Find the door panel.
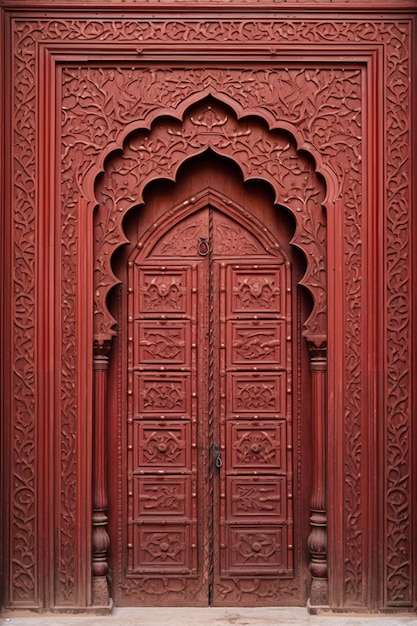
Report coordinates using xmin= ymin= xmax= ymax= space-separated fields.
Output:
xmin=213 ymin=245 xmax=293 ymax=603
xmin=115 ymin=201 xmax=299 ymax=606
xmin=128 ymin=260 xmax=202 ymax=591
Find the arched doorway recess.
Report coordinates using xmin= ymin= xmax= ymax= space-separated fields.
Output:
xmin=92 ymin=98 xmax=328 ymax=607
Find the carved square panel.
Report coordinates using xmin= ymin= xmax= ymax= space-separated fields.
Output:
xmin=133 ymin=421 xmax=191 ymax=470
xmin=133 ymin=372 xmax=191 ymax=417
xmin=134 ymin=321 xmax=191 ymax=367
xmin=226 ymin=421 xmax=285 ymax=471
xmin=131 ymin=524 xmax=195 ymax=572
xmin=227 ymin=320 xmax=286 ymax=368
xmin=227 ymin=373 xmax=287 ymax=417
xmin=226 ymin=265 xmax=284 ymax=315
xmin=225 ymin=525 xmax=288 ymax=572
xmin=226 ymin=476 xmax=287 ymax=520
xmin=134 ymin=265 xmax=192 ymax=316
xmin=133 ymin=476 xmax=191 ymax=519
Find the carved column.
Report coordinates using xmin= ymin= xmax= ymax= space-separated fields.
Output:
xmin=307 ymin=340 xmax=328 ymax=608
xmin=92 ymin=338 xmax=112 ymax=608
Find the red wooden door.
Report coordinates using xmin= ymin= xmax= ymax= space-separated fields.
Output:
xmin=109 ymin=158 xmax=308 ymax=606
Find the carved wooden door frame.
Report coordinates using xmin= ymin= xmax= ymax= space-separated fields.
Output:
xmin=1 ymin=1 xmax=416 ymax=615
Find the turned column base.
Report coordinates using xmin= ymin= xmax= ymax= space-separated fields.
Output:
xmin=91 ymin=575 xmax=112 ymax=610
xmin=309 ymin=576 xmax=329 ymax=609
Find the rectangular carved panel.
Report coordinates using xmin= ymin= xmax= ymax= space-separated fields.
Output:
xmin=228 ymin=373 xmax=287 ymax=417
xmin=133 ymin=476 xmax=190 ymax=518
xmin=227 ymin=321 xmax=286 ymax=368
xmin=227 ymin=266 xmax=284 ymax=315
xmin=225 ymin=526 xmax=288 ymax=572
xmin=131 ymin=525 xmax=196 ymax=573
xmin=134 ymin=373 xmax=191 ymax=418
xmin=226 ymin=477 xmax=287 ymax=519
xmin=226 ymin=422 xmax=285 ymax=471
xmin=136 ymin=267 xmax=192 ymax=316
xmin=135 ymin=321 xmax=191 ymax=367
xmin=134 ymin=422 xmax=191 ymax=470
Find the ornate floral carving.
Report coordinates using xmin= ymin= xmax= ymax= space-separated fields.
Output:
xmin=233 ymin=484 xmax=282 ymax=514
xmin=233 ymin=429 xmax=279 ymax=465
xmin=236 ymin=384 xmax=276 ymax=411
xmin=143 ymin=277 xmax=184 ymax=312
xmin=384 ymin=23 xmax=411 ymax=606
xmin=235 ymin=278 xmax=277 ymax=310
xmin=140 ymin=329 xmax=184 ymax=361
xmin=143 ymin=383 xmax=184 ymax=411
xmin=215 ymin=221 xmax=262 ymax=255
xmin=231 ymin=530 xmax=283 ymax=566
xmin=5 ymin=11 xmax=411 ymax=610
xmin=233 ymin=330 xmax=281 ymax=361
xmin=156 ymin=222 xmax=200 ymax=256
xmin=140 ymin=531 xmax=186 ymax=566
xmin=9 ymin=19 xmax=38 ymax=607
xmin=215 ymin=576 xmax=299 ymax=601
xmin=138 ymin=483 xmax=186 ymax=514
xmin=142 ymin=429 xmax=186 ymax=465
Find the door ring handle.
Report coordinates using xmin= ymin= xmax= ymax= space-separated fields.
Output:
xmin=197 ymin=237 xmax=210 ymax=256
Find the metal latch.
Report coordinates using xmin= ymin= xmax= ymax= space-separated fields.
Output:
xmin=213 ymin=443 xmax=222 ymax=470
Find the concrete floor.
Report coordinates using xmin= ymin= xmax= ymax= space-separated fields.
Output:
xmin=1 ymin=607 xmax=416 ymax=626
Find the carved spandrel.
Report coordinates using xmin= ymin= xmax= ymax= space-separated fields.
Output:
xmin=150 ymin=203 xmax=268 ymax=258
xmin=153 ymin=221 xmax=201 ymax=257
xmin=213 ymin=220 xmax=263 ymax=256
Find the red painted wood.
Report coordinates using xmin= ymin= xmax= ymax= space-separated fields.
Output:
xmin=106 ymin=157 xmax=311 ymax=606
xmin=1 ymin=2 xmax=416 ymax=614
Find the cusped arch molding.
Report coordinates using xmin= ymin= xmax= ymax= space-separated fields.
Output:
xmin=93 ymin=96 xmax=327 ymax=344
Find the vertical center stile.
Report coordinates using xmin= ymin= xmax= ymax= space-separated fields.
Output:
xmin=207 ymin=207 xmax=215 ymax=605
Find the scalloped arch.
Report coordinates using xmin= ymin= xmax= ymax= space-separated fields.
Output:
xmin=85 ymin=90 xmax=339 ymax=204
xmin=93 ymin=96 xmax=327 ymax=343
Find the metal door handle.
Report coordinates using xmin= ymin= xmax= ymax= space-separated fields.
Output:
xmin=197 ymin=237 xmax=210 ymax=256
xmin=213 ymin=443 xmax=222 ymax=470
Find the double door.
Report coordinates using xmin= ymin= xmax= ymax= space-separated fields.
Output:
xmin=118 ymin=204 xmax=297 ymax=605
